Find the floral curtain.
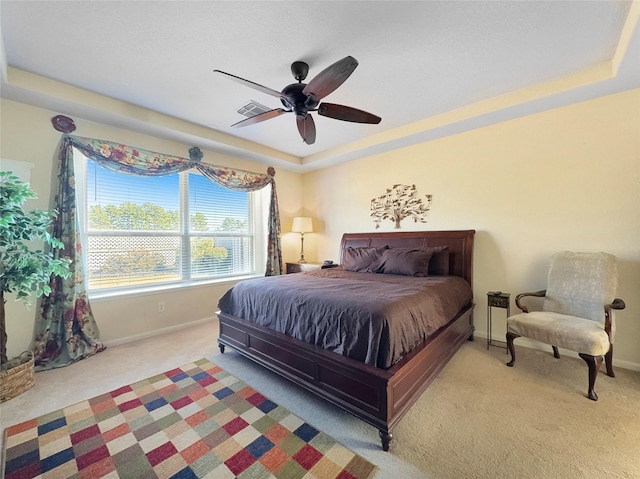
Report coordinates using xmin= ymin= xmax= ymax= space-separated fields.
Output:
xmin=33 ymin=137 xmax=103 ymax=370
xmin=34 ymin=135 xmax=282 ymax=370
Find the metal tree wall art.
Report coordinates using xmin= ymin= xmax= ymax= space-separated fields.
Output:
xmin=370 ymin=184 xmax=432 ymax=229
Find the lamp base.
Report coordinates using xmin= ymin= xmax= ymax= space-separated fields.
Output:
xmin=298 ymin=234 xmax=307 ymax=264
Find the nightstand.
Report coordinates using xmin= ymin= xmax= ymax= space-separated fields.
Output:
xmin=285 ymin=262 xmax=338 ymax=274
xmin=487 ymin=291 xmax=510 ymax=350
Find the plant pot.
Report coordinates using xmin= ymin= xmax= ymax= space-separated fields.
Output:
xmin=1 ymin=351 xmax=35 ymax=402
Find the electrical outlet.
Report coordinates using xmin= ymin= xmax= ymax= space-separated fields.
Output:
xmin=157 ymin=302 xmax=165 ymax=313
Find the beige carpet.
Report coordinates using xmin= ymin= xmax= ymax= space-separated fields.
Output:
xmin=393 ymin=341 xmax=640 ymax=478
xmin=2 ymin=320 xmax=639 ymax=478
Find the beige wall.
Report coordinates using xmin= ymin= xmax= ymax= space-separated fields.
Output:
xmin=0 ymin=99 xmax=303 ymax=359
xmin=302 ymin=89 xmax=640 ymax=369
xmin=2 ymin=89 xmax=639 ymax=369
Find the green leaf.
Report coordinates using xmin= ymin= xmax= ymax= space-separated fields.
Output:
xmin=0 ymin=172 xmax=71 ymax=306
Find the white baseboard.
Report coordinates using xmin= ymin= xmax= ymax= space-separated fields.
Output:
xmin=102 ymin=317 xmax=218 ymax=348
xmin=475 ymin=331 xmax=640 ymax=372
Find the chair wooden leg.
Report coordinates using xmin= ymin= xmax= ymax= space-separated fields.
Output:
xmin=552 ymin=346 xmax=560 ymax=358
xmin=605 ymin=345 xmax=615 ymax=378
xmin=579 ymin=353 xmax=603 ymax=401
xmin=506 ymin=332 xmax=519 ymax=367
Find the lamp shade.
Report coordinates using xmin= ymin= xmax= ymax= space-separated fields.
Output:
xmin=291 ymin=217 xmax=313 ymax=233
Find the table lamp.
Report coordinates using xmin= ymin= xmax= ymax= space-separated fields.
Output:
xmin=291 ymin=217 xmax=313 ymax=263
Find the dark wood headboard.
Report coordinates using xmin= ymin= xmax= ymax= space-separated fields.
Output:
xmin=339 ymin=230 xmax=475 ymax=287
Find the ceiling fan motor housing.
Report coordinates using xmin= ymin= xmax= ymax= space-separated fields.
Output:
xmin=281 ymin=83 xmax=318 ymax=119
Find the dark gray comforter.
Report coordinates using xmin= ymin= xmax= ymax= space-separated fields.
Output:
xmin=218 ymin=268 xmax=473 ymax=369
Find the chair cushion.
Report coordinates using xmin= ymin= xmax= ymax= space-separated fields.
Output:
xmin=507 ymin=311 xmax=610 ymax=356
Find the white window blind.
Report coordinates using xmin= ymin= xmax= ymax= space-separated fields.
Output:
xmin=81 ymin=154 xmax=255 ymax=291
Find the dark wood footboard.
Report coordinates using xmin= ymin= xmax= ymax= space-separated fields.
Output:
xmin=218 ymin=303 xmax=474 ymax=450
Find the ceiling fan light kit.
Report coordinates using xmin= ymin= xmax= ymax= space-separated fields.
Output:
xmin=214 ymin=56 xmax=381 ymax=145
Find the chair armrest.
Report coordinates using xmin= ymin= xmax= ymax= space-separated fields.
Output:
xmin=604 ymin=298 xmax=625 ymax=336
xmin=515 ymin=290 xmax=546 ymax=313
xmin=606 ymin=298 xmax=626 ymax=311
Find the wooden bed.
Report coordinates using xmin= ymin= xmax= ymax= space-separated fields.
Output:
xmin=217 ymin=229 xmax=475 ymax=450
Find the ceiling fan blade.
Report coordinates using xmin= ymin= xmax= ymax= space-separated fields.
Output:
xmin=302 ymin=56 xmax=359 ymax=101
xmin=231 ymin=108 xmax=289 ymax=128
xmin=317 ymin=103 xmax=381 ymax=124
xmin=296 ymin=115 xmax=316 ymax=144
xmin=214 ymin=70 xmax=293 ymax=102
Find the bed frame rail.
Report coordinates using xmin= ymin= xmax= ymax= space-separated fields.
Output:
xmin=218 ymin=305 xmax=473 ymax=450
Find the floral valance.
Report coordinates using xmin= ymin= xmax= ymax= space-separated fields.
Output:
xmin=68 ymin=136 xmax=274 ymax=191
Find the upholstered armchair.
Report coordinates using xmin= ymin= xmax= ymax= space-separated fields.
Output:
xmin=506 ymin=251 xmax=625 ymax=401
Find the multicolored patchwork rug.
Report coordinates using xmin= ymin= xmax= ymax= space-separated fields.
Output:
xmin=2 ymin=358 xmax=377 ymax=479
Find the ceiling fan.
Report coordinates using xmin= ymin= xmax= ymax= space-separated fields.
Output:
xmin=214 ymin=56 xmax=381 ymax=145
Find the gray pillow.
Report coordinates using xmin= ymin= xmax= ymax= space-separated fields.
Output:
xmin=342 ymin=246 xmax=388 ymax=272
xmin=427 ymin=246 xmax=450 ymax=275
xmin=376 ymin=248 xmax=434 ymax=277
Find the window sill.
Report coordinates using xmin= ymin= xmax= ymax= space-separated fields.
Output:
xmin=88 ymin=274 xmax=263 ymax=302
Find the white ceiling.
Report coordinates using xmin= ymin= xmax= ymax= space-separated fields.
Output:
xmin=1 ymin=1 xmax=638 ymax=172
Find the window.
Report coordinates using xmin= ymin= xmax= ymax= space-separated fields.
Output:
xmin=77 ymin=152 xmax=260 ymax=292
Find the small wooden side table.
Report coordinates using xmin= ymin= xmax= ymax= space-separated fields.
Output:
xmin=487 ymin=291 xmax=510 ymax=350
xmin=285 ymin=262 xmax=339 ymax=274
xmin=286 ymin=262 xmax=323 ymax=274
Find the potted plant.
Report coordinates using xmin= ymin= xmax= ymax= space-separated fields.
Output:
xmin=0 ymin=171 xmax=71 ymax=399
